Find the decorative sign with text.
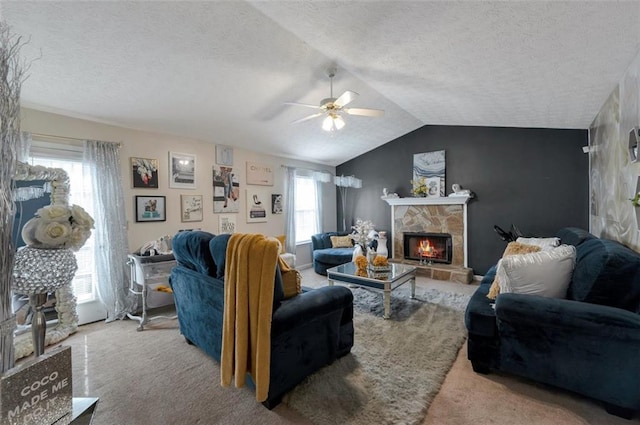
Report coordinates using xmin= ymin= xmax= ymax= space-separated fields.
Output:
xmin=246 ymin=162 xmax=273 ymax=186
xmin=0 ymin=346 xmax=72 ymax=425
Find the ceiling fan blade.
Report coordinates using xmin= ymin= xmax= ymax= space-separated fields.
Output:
xmin=333 ymin=90 xmax=358 ymax=108
xmin=291 ymin=112 xmax=324 ymax=124
xmin=344 ymin=107 xmax=385 ymax=117
xmin=284 ymin=102 xmax=321 ymax=109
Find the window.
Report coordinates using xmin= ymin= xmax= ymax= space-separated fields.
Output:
xmin=294 ymin=176 xmax=319 ymax=243
xmin=29 ymin=149 xmax=96 ymax=304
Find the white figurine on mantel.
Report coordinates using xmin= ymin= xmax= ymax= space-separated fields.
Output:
xmin=449 ymin=183 xmax=474 ymax=197
xmin=381 ymin=187 xmax=399 ymax=199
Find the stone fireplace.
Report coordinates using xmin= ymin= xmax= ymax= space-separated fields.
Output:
xmin=383 ymin=196 xmax=472 ymax=283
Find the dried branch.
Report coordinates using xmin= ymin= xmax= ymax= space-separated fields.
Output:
xmin=0 ymin=20 xmax=30 ymax=373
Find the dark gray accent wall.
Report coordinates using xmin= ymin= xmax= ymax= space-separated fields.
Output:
xmin=336 ymin=125 xmax=589 ymax=275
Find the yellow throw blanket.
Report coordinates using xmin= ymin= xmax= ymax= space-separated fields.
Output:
xmin=221 ymin=233 xmax=279 ymax=402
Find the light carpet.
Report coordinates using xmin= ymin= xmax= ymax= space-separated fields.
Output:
xmin=284 ymin=286 xmax=470 ymax=425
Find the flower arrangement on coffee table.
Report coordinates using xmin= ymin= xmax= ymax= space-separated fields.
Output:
xmin=350 ymin=218 xmax=375 ymax=251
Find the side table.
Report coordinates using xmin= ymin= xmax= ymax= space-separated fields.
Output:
xmin=53 ymin=397 xmax=99 ymax=425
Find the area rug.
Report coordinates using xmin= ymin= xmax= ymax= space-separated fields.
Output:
xmin=284 ymin=286 xmax=470 ymax=425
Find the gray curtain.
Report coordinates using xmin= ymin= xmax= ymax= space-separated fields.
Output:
xmin=284 ymin=166 xmax=296 ymax=253
xmin=84 ymin=140 xmax=135 ymax=322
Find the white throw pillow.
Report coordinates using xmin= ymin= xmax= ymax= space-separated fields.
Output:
xmin=516 ymin=236 xmax=560 ymax=251
xmin=497 ymin=244 xmax=576 ymax=298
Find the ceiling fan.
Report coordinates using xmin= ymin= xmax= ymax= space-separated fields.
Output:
xmin=286 ymin=68 xmax=384 ymax=132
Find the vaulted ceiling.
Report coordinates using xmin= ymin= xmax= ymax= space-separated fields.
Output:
xmin=3 ymin=1 xmax=640 ymax=166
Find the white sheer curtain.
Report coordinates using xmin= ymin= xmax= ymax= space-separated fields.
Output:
xmin=84 ymin=140 xmax=135 ymax=322
xmin=315 ymin=179 xmax=324 ymax=234
xmin=17 ymin=132 xmax=32 ymax=163
xmin=284 ymin=166 xmax=296 ymax=254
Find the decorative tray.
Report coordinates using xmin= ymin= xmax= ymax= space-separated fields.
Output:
xmin=367 ymin=264 xmax=391 ymax=272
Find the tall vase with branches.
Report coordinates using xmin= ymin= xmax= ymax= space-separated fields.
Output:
xmin=0 ymin=21 xmax=29 ymax=372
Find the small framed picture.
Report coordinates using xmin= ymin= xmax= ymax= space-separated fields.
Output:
xmin=181 ymin=194 xmax=203 ymax=222
xmin=246 ymin=188 xmax=268 ymax=223
xmin=135 ymin=196 xmax=166 ymax=222
xmin=218 ymin=215 xmax=236 ymax=234
xmin=216 ymin=145 xmax=234 ymax=166
xmin=169 ymin=152 xmax=196 ymax=189
xmin=131 ymin=157 xmax=159 ymax=188
xmin=271 ymin=194 xmax=283 ymax=214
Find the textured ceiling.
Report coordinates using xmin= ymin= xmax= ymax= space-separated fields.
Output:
xmin=2 ymin=1 xmax=640 ymax=166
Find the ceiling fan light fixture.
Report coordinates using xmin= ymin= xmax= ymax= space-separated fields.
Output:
xmin=323 ymin=113 xmax=345 ymax=132
xmin=288 ymin=67 xmax=383 ymax=131
xmin=322 ymin=115 xmax=334 ymax=131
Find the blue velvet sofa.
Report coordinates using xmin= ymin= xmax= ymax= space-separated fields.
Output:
xmin=311 ymin=231 xmax=354 ymax=275
xmin=465 ymin=227 xmax=640 ymax=418
xmin=169 ymin=231 xmax=354 ymax=408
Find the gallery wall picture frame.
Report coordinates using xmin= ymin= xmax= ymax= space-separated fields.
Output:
xmin=135 ymin=196 xmax=166 ymax=222
xmin=216 ymin=145 xmax=234 ymax=166
xmin=180 ymin=194 xmax=203 ymax=222
xmin=246 ymin=188 xmax=268 ymax=223
xmin=131 ymin=157 xmax=159 ymax=188
xmin=271 ymin=194 xmax=283 ymax=214
xmin=246 ymin=161 xmax=274 ymax=186
xmin=169 ymin=152 xmax=196 ymax=189
xmin=212 ymin=166 xmax=240 ymax=213
xmin=218 ymin=215 xmax=237 ymax=234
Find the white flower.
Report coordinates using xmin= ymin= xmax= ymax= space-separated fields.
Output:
xmin=70 ymin=204 xmax=95 ymax=229
xmin=67 ymin=227 xmax=90 ymax=251
xmin=351 ymin=218 xmax=375 ymax=248
xmin=34 ymin=221 xmax=72 ymax=246
xmin=24 ymin=203 xmax=94 ymax=251
xmin=36 ymin=205 xmax=71 ymax=223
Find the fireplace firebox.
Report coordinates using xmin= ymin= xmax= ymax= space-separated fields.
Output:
xmin=403 ymin=232 xmax=453 ymax=264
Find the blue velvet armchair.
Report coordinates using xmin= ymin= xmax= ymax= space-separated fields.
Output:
xmin=169 ymin=231 xmax=355 ymax=408
xmin=465 ymin=227 xmax=640 ymax=419
xmin=311 ymin=231 xmax=354 ymax=275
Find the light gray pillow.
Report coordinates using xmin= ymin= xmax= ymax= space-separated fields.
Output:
xmin=497 ymin=244 xmax=576 ymax=298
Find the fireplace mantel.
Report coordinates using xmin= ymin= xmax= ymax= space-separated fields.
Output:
xmin=384 ymin=195 xmax=471 ymax=268
xmin=382 ymin=195 xmax=471 ymax=206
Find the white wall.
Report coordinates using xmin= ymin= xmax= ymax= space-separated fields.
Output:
xmin=589 ymin=47 xmax=640 ymax=253
xmin=20 ymin=108 xmax=337 ymax=267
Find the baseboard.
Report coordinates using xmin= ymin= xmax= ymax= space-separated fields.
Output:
xmin=297 ymin=263 xmax=313 ymax=270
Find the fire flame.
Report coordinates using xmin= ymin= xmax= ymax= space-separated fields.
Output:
xmin=418 ymin=239 xmax=435 ymax=257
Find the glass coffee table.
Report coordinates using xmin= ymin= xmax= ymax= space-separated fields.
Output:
xmin=326 ymin=262 xmax=417 ymax=319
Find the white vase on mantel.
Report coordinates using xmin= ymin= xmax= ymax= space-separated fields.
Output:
xmin=352 ymin=244 xmax=363 ymax=262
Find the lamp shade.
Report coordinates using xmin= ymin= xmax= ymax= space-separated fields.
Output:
xmin=322 ymin=115 xmax=334 ymax=132
xmin=322 ymin=114 xmax=345 ymax=132
xmin=334 ymin=175 xmax=362 ymax=188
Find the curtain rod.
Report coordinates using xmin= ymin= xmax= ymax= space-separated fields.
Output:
xmin=280 ymin=164 xmax=333 ymax=174
xmin=30 ymin=132 xmax=122 ymax=147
